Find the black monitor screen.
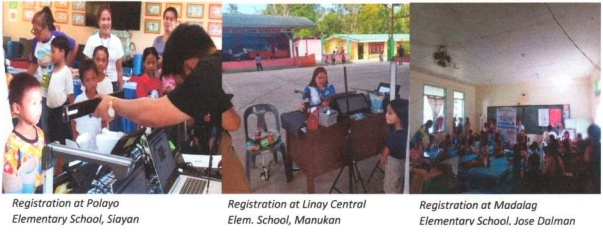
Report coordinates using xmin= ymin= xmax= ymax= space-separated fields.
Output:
xmin=336 ymin=94 xmax=369 ymax=115
xmin=85 ymin=2 xmax=142 ymax=31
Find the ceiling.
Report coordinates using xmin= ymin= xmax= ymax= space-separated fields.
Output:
xmin=410 ymin=3 xmax=601 ymax=86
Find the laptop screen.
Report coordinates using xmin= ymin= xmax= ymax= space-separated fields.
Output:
xmin=336 ymin=94 xmax=369 ymax=115
xmin=147 ymin=129 xmax=176 ymax=191
xmin=378 ymin=86 xmax=391 ymax=93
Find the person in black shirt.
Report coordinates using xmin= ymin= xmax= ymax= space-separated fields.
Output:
xmin=93 ymin=24 xmax=247 ymax=193
xmin=397 ymin=45 xmax=404 ymax=65
xmin=379 ymin=99 xmax=409 ymax=193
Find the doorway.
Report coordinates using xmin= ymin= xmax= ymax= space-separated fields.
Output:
xmin=358 ymin=44 xmax=364 ymax=60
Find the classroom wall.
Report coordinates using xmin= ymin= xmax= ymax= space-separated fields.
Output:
xmin=590 ymin=68 xmax=601 ymax=126
xmin=475 ymin=77 xmax=594 ymax=140
xmin=409 ymin=69 xmax=476 ymax=142
xmin=2 ymin=1 xmax=222 ymax=54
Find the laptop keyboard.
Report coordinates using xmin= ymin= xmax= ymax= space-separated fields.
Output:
xmin=180 ymin=178 xmax=207 ymax=194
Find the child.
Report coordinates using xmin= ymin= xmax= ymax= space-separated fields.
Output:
xmin=255 ymin=54 xmax=263 ymax=71
xmin=47 ymin=36 xmax=74 ymax=145
xmin=426 ymin=135 xmax=438 ymax=151
xmin=136 ymin=47 xmax=163 ymax=98
xmin=493 ymin=132 xmax=504 ymax=157
xmin=91 ymin=46 xmax=113 ymax=94
xmin=379 ymin=99 xmax=409 ymax=193
xmin=4 ymin=73 xmax=45 ymax=193
xmin=71 ymin=60 xmax=102 ymax=151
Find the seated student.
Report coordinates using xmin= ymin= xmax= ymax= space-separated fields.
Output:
xmin=437 ymin=134 xmax=452 ymax=161
xmin=426 ymin=135 xmax=438 ymax=151
xmin=4 ymin=73 xmax=45 ymax=194
xmin=544 ymin=135 xmax=566 ymax=177
xmin=480 ymin=131 xmax=490 ymax=165
xmin=465 ymin=135 xmax=479 ymax=155
xmin=136 ymin=47 xmax=163 ymax=98
xmin=71 ymin=60 xmax=102 ymax=151
xmin=461 ymin=132 xmax=491 ymax=170
xmin=299 ymin=67 xmax=335 ymax=112
xmin=511 ymin=135 xmax=529 ymax=178
xmin=525 ymin=142 xmax=544 ymax=193
xmin=560 ymin=131 xmax=574 ymax=168
xmin=542 ymin=125 xmax=558 ymax=147
xmin=493 ymin=132 xmax=504 ymax=157
xmin=584 ymin=124 xmax=601 ymax=193
xmin=379 ymin=99 xmax=408 ymax=194
xmin=409 ymin=141 xmax=439 ymax=194
xmin=440 ymin=134 xmax=452 ymax=148
xmin=410 ymin=142 xmax=431 ymax=168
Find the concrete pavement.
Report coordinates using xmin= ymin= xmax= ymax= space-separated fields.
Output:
xmin=223 ymin=61 xmax=410 ymax=193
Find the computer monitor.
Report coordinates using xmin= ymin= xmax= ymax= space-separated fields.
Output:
xmin=377 ymin=82 xmax=401 ymax=95
xmin=334 ymin=93 xmax=370 ymax=116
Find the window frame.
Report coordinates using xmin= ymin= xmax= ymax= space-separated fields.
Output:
xmin=423 ymin=84 xmax=447 ymax=133
xmin=453 ymin=90 xmax=465 ymax=125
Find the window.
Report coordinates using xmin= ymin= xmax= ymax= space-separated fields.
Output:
xmin=368 ymin=42 xmax=384 ymax=54
xmin=453 ymin=91 xmax=465 ymax=128
xmin=423 ymin=85 xmax=446 ymax=133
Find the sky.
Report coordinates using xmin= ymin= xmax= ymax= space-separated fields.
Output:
xmin=227 ymin=4 xmax=335 ymax=15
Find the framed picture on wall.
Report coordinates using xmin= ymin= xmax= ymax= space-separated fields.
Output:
xmin=22 ymin=8 xmax=35 ymax=22
xmin=23 ymin=2 xmax=35 ymax=8
xmin=187 ymin=21 xmax=203 ymax=28
xmin=186 ymin=4 xmax=204 ymax=18
xmin=72 ymin=1 xmax=86 ymax=11
xmin=145 ymin=19 xmax=161 ymax=34
xmin=55 ymin=1 xmax=69 ymax=9
xmin=39 ymin=1 xmax=51 ymax=7
xmin=55 ymin=11 xmax=68 ymax=24
xmin=145 ymin=2 xmax=162 ymax=17
xmin=166 ymin=3 xmax=182 ymax=16
xmin=72 ymin=12 xmax=85 ymax=26
xmin=209 ymin=4 xmax=222 ymax=19
xmin=208 ymin=22 xmax=222 ymax=37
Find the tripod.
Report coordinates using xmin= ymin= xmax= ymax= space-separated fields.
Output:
xmin=329 ymin=66 xmax=368 ymax=194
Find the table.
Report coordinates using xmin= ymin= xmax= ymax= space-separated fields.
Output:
xmin=458 ymin=156 xmax=513 ymax=193
xmin=281 ymin=111 xmax=389 ymax=193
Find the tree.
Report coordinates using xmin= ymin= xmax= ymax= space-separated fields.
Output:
xmin=357 ymin=4 xmax=388 ymax=34
xmin=227 ymin=4 xmax=238 ymax=14
xmin=262 ymin=4 xmax=321 ymax=38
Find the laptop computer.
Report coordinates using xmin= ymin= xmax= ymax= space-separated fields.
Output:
xmin=331 ymin=92 xmax=371 ymax=116
xmin=147 ymin=128 xmax=221 ymax=194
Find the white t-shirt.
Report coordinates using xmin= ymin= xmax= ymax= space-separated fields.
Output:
xmin=46 ymin=65 xmax=74 ymax=108
xmin=81 ymin=76 xmax=113 ymax=95
xmin=542 ymin=130 xmax=559 ymax=145
xmin=517 ymin=124 xmax=525 ymax=133
xmin=83 ymin=33 xmax=124 ymax=83
xmin=73 ymin=94 xmax=102 ymax=151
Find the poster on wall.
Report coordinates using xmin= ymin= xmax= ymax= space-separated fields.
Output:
xmin=9 ymin=9 xmax=17 ymax=22
xmin=563 ymin=104 xmax=570 ymax=119
xmin=538 ymin=108 xmax=549 ymax=126
xmin=549 ymin=108 xmax=562 ymax=129
xmin=496 ymin=107 xmax=517 ymax=143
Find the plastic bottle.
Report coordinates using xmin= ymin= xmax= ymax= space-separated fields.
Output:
xmin=307 ymin=110 xmax=319 ymax=131
xmin=267 ymin=131 xmax=274 ymax=145
xmin=255 ymin=126 xmax=262 ymax=142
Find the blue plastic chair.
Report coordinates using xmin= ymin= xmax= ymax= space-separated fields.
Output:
xmin=243 ymin=104 xmax=287 ymax=182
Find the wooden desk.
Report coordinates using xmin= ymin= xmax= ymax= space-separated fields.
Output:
xmin=282 ymin=112 xmax=388 ymax=193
